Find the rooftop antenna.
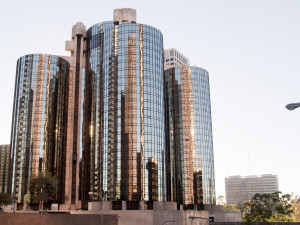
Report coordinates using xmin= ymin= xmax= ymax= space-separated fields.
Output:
xmin=249 ymin=153 xmax=252 ymax=175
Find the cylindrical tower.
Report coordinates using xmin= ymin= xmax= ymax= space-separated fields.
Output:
xmin=164 ymin=66 xmax=216 ymax=205
xmin=83 ymin=20 xmax=165 ymax=207
xmin=8 ymin=54 xmax=70 ymax=203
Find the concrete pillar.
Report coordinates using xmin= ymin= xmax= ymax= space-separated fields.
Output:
xmin=113 ymin=8 xmax=137 ymax=24
xmin=122 ymin=201 xmax=127 ymax=210
xmin=51 ymin=204 xmax=58 ymax=211
xmin=139 ymin=201 xmax=144 ymax=210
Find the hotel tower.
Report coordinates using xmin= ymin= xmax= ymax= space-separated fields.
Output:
xmin=8 ymin=8 xmax=215 ymax=210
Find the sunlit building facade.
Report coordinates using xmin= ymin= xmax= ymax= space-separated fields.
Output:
xmin=0 ymin=144 xmax=10 ymax=193
xmin=164 ymin=66 xmax=215 ymax=205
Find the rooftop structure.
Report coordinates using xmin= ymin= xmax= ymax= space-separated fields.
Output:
xmin=164 ymin=48 xmax=190 ymax=69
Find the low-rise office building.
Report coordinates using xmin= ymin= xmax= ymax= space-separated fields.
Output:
xmin=0 ymin=144 xmax=10 ymax=193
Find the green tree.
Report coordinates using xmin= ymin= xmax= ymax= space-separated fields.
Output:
xmin=224 ymin=203 xmax=241 ymax=212
xmin=0 ymin=193 xmax=12 ymax=208
xmin=242 ymin=191 xmax=293 ymax=222
xmin=217 ymin=195 xmax=225 ymax=205
xmin=217 ymin=195 xmax=241 ymax=212
xmin=291 ymin=196 xmax=300 ymax=222
xmin=29 ymin=171 xmax=56 ymax=211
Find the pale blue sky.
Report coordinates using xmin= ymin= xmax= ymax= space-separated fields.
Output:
xmin=1 ymin=0 xmax=299 ymax=200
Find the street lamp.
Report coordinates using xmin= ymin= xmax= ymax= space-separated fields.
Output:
xmin=188 ymin=216 xmax=212 ymax=224
xmin=162 ymin=220 xmax=176 ymax=225
xmin=286 ymin=102 xmax=300 ymax=111
xmin=89 ymin=190 xmax=106 ymax=225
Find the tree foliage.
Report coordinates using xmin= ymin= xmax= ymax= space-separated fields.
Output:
xmin=29 ymin=171 xmax=56 ymax=204
xmin=291 ymin=196 xmax=300 ymax=222
xmin=0 ymin=193 xmax=12 ymax=206
xmin=217 ymin=195 xmax=225 ymax=205
xmin=217 ymin=195 xmax=241 ymax=212
xmin=242 ymin=191 xmax=293 ymax=222
xmin=224 ymin=203 xmax=241 ymax=212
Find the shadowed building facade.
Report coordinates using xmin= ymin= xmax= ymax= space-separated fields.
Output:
xmin=164 ymin=66 xmax=215 ymax=205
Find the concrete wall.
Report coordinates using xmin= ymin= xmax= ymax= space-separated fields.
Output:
xmin=210 ymin=212 xmax=242 ymax=222
xmin=0 ymin=213 xmax=118 ymax=225
xmin=72 ymin=209 xmax=209 ymax=225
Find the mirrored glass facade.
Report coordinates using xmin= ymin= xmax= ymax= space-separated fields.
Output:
xmin=164 ymin=66 xmax=216 ymax=205
xmin=9 ymin=54 xmax=70 ymax=203
xmin=83 ymin=22 xmax=165 ymax=206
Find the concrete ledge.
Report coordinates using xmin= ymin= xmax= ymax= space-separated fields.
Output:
xmin=0 ymin=213 xmax=118 ymax=225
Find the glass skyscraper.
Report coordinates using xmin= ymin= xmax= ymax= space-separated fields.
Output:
xmin=164 ymin=66 xmax=215 ymax=205
xmin=9 ymin=54 xmax=70 ymax=203
xmin=82 ymin=19 xmax=165 ymax=207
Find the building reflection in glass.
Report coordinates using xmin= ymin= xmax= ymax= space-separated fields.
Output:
xmin=8 ymin=54 xmax=70 ymax=204
xmin=83 ymin=22 xmax=165 ymax=208
xmin=164 ymin=66 xmax=215 ymax=205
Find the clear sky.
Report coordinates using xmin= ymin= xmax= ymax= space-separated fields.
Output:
xmin=1 ymin=0 xmax=299 ymax=200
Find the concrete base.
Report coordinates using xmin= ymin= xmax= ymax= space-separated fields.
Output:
xmin=103 ymin=201 xmax=112 ymax=211
xmin=2 ymin=204 xmax=11 ymax=212
xmin=59 ymin=204 xmax=69 ymax=211
xmin=139 ymin=201 xmax=144 ymax=210
xmin=51 ymin=204 xmax=59 ymax=211
xmin=88 ymin=202 xmax=100 ymax=211
xmin=72 ymin=208 xmax=209 ymax=225
xmin=153 ymin=201 xmax=176 ymax=211
xmin=163 ymin=202 xmax=177 ymax=210
xmin=70 ymin=204 xmax=77 ymax=210
xmin=77 ymin=200 xmax=82 ymax=210
xmin=0 ymin=213 xmax=118 ymax=225
xmin=209 ymin=211 xmax=242 ymax=222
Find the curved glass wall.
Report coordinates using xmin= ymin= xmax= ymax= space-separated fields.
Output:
xmin=83 ymin=22 xmax=165 ymax=206
xmin=164 ymin=66 xmax=215 ymax=205
xmin=9 ymin=54 xmax=70 ymax=203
